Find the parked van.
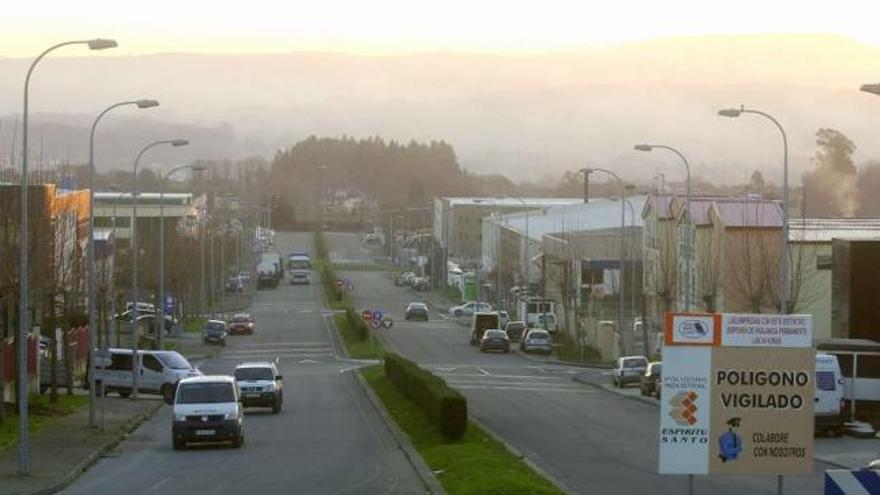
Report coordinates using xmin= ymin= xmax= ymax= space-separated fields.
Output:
xmin=93 ymin=348 xmax=202 ymax=402
xmin=815 ymin=353 xmax=845 ymax=435
xmin=469 ymin=312 xmax=501 ymax=346
xmin=172 ymin=375 xmax=244 ymax=450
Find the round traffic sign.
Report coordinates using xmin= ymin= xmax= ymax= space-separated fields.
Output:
xmin=361 ymin=310 xmax=372 ymax=321
xmin=372 ymin=310 xmax=383 ymax=322
xmin=370 ymin=319 xmax=381 ymax=329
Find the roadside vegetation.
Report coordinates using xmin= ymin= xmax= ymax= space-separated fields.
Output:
xmin=362 ymin=365 xmax=565 ymax=495
xmin=0 ymin=395 xmax=89 ymax=451
xmin=316 ymin=231 xmax=384 ymax=359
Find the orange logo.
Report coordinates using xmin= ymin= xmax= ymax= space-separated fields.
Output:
xmin=669 ymin=391 xmax=699 ymax=426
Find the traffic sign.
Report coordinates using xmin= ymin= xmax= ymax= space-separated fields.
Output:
xmin=372 ymin=310 xmax=383 ymax=322
xmin=370 ymin=319 xmax=381 ymax=329
xmin=382 ymin=318 xmax=393 ymax=329
xmin=361 ymin=310 xmax=372 ymax=322
xmin=825 ymin=470 xmax=880 ymax=494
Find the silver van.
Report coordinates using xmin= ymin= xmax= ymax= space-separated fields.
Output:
xmin=93 ymin=348 xmax=202 ymax=402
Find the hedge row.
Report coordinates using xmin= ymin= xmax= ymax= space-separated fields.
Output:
xmin=314 ymin=231 xmax=369 ymax=341
xmin=384 ymin=353 xmax=467 ymax=440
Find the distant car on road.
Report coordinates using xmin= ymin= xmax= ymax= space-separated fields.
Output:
xmin=228 ymin=313 xmax=255 ymax=335
xmin=225 ymin=275 xmax=244 ymax=292
xmin=504 ymin=321 xmax=527 ymax=342
xmin=202 ymin=320 xmax=228 ymax=346
xmin=640 ymin=362 xmax=662 ymax=398
xmin=613 ymin=356 xmax=649 ymax=388
xmin=449 ymin=301 xmax=492 ymax=318
xmin=234 ymin=362 xmax=283 ymax=414
xmin=172 ymin=375 xmax=244 ymax=450
xmin=520 ymin=329 xmax=552 ymax=354
xmin=479 ymin=329 xmax=510 ymax=353
xmin=404 ymin=302 xmax=429 ymax=321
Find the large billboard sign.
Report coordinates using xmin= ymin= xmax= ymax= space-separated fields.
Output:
xmin=659 ymin=313 xmax=814 ymax=476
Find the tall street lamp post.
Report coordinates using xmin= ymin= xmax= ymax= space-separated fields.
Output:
xmin=583 ymin=168 xmax=627 ymax=354
xmin=718 ymin=106 xmax=789 ymax=313
xmin=634 ymin=144 xmax=693 ymax=311
xmin=157 ymin=163 xmax=203 ymax=350
xmin=87 ymin=98 xmax=158 ymax=429
xmin=130 ymin=140 xmax=188 ymax=399
xmin=19 ymin=37 xmax=116 ymax=475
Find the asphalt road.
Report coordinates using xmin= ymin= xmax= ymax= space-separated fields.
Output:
xmin=63 ymin=232 xmax=426 ymax=495
xmin=328 ymin=232 xmax=832 ymax=495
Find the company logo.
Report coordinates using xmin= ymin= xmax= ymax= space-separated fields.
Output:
xmin=669 ymin=391 xmax=699 ymax=426
xmin=676 ymin=319 xmax=709 ymax=339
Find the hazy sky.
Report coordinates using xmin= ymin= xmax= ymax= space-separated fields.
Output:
xmin=3 ymin=0 xmax=879 ymax=56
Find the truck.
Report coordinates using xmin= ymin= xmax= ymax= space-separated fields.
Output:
xmin=517 ymin=297 xmax=557 ymax=333
xmin=469 ymin=312 xmax=501 ymax=346
xmin=257 ymin=252 xmax=283 ymax=289
xmin=288 ymin=251 xmax=312 ymax=285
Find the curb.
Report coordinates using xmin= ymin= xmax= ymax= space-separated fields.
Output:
xmin=514 ymin=350 xmax=614 ymax=369
xmin=353 ymin=369 xmax=447 ymax=495
xmin=26 ymin=400 xmax=165 ymax=495
xmin=469 ymin=416 xmax=578 ymax=495
xmin=571 ymin=374 xmax=660 ymax=407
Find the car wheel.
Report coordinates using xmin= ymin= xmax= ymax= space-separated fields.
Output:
xmin=454 ymin=310 xmax=462 ymax=317
xmin=94 ymin=381 xmax=103 ymax=397
xmin=173 ymin=438 xmax=185 ymax=451
xmin=272 ymin=399 xmax=281 ymax=414
xmin=161 ymin=384 xmax=175 ymax=403
xmin=232 ymin=431 xmax=243 ymax=449
xmin=118 ymin=388 xmax=132 ymax=398
xmin=221 ymin=339 xmax=226 ymax=347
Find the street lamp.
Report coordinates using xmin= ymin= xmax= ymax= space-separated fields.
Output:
xmin=130 ymin=139 xmax=188 ymax=399
xmin=87 ymin=99 xmax=158 ymax=429
xmin=157 ymin=163 xmax=205 ymax=350
xmin=18 ymin=37 xmax=116 ymax=475
xmin=718 ymin=105 xmax=789 ymax=313
xmin=634 ymin=143 xmax=693 ymax=311
xmin=583 ymin=168 xmax=627 ymax=353
xmin=860 ymin=83 xmax=880 ymax=96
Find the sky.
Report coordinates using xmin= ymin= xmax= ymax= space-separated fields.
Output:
xmin=3 ymin=0 xmax=880 ymax=57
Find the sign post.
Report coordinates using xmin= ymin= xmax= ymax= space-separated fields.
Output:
xmin=659 ymin=313 xmax=814 ymax=493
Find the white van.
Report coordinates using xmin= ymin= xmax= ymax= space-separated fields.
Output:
xmin=93 ymin=348 xmax=202 ymax=402
xmin=172 ymin=376 xmax=244 ymax=450
xmin=815 ymin=353 xmax=845 ymax=435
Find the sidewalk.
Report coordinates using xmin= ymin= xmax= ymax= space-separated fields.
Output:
xmin=0 ymin=396 xmax=164 ymax=495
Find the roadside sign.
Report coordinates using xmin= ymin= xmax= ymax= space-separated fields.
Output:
xmin=361 ymin=310 xmax=372 ymax=322
xmin=370 ymin=319 xmax=381 ymax=329
xmin=372 ymin=310 xmax=383 ymax=323
xmin=382 ymin=318 xmax=393 ymax=329
xmin=659 ymin=312 xmax=814 ymax=476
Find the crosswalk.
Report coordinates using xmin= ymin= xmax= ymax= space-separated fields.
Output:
xmin=426 ymin=364 xmax=592 ymax=395
xmin=212 ymin=341 xmax=336 ymax=364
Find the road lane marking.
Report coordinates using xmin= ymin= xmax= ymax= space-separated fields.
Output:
xmin=477 ymin=367 xmax=490 ymax=376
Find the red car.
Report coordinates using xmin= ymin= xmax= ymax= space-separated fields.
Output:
xmin=228 ymin=313 xmax=255 ymax=335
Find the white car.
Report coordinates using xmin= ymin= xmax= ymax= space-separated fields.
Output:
xmin=449 ymin=302 xmax=493 ymax=317
xmin=172 ymin=375 xmax=244 ymax=450
xmin=234 ymin=362 xmax=283 ymax=414
xmin=613 ymin=356 xmax=649 ymax=388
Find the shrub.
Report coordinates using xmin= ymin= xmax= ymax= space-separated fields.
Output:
xmin=345 ymin=306 xmax=369 ymax=341
xmin=384 ymin=353 xmax=467 ymax=440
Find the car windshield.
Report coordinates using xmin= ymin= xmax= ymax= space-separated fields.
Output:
xmin=156 ymin=352 xmax=193 ymax=370
xmin=205 ymin=322 xmax=225 ymax=331
xmin=290 ymin=260 xmax=311 ymax=269
xmin=235 ymin=367 xmax=274 ymax=381
xmin=409 ymin=304 xmax=427 ymax=310
xmin=485 ymin=330 xmax=506 ymax=338
xmin=176 ymin=383 xmax=236 ymax=404
xmin=528 ymin=332 xmax=549 ymax=340
xmin=508 ymin=323 xmax=525 ymax=330
xmin=624 ymin=358 xmax=647 ymax=368
xmin=232 ymin=315 xmax=251 ymax=323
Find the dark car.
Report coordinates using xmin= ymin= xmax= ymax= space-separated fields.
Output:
xmin=228 ymin=313 xmax=255 ymax=335
xmin=404 ymin=302 xmax=429 ymax=321
xmin=479 ymin=329 xmax=510 ymax=353
xmin=504 ymin=321 xmax=527 ymax=342
xmin=202 ymin=320 xmax=228 ymax=346
xmin=640 ymin=362 xmax=662 ymax=398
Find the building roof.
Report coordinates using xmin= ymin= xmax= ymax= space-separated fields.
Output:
xmin=443 ymin=197 xmax=583 ymax=207
xmin=788 ymin=218 xmax=880 ymax=243
xmin=711 ymin=198 xmax=783 ymax=227
xmin=487 ymin=196 xmax=647 ymax=241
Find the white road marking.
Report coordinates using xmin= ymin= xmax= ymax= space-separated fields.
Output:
xmin=299 ymin=359 xmax=319 ymax=363
xmin=477 ymin=367 xmax=490 ymax=376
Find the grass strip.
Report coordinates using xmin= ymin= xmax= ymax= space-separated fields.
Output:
xmin=0 ymin=394 xmax=90 ymax=451
xmin=361 ymin=365 xmax=564 ymax=495
xmin=333 ymin=314 xmax=384 ymax=359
